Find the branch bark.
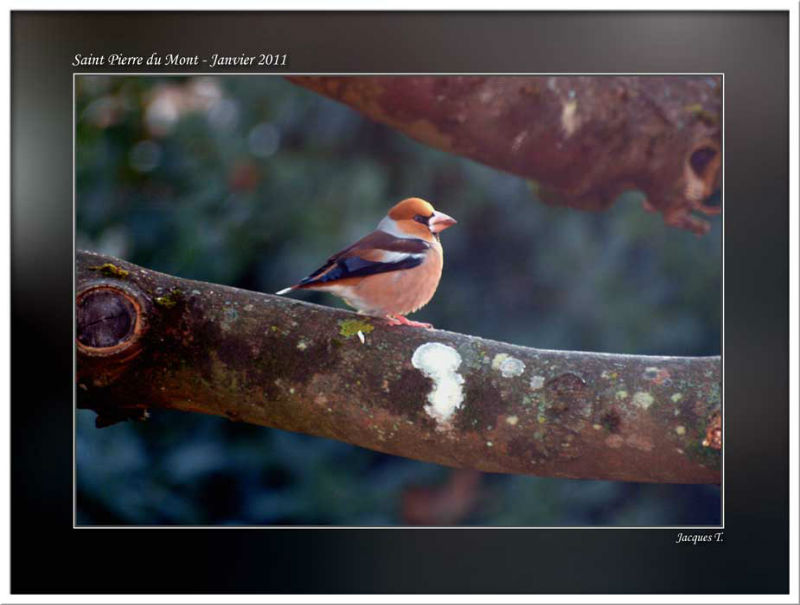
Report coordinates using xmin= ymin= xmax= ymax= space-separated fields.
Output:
xmin=287 ymin=75 xmax=721 ymax=235
xmin=76 ymin=250 xmax=721 ymax=484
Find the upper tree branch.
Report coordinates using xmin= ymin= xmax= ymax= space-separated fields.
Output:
xmin=287 ymin=76 xmax=721 ymax=235
xmin=77 ymin=250 xmax=721 ymax=484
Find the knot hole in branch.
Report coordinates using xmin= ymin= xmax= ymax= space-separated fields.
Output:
xmin=684 ymin=141 xmax=721 ymax=214
xmin=76 ymin=284 xmax=146 ymax=359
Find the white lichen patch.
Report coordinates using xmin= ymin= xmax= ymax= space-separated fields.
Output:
xmin=643 ymin=366 xmax=660 ymax=379
xmin=626 ymin=434 xmax=654 ymax=452
xmin=506 ymin=415 xmax=519 ymax=426
xmin=675 ymin=425 xmax=686 ymax=435
xmin=296 ymin=340 xmax=308 ymax=351
xmin=412 ymin=342 xmax=465 ymax=426
xmin=561 ymin=99 xmax=580 ymax=136
xmin=511 ymin=130 xmax=529 ymax=152
xmin=615 ymin=390 xmax=629 ymax=400
xmin=491 ymin=353 xmax=509 ymax=370
xmin=632 ymin=391 xmax=654 ymax=409
xmin=492 ymin=353 xmax=525 ymax=377
xmin=671 ymin=393 xmax=683 ymax=403
xmin=530 ymin=375 xmax=545 ymax=390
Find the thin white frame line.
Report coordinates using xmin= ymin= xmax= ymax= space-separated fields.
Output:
xmin=72 ymin=73 xmax=78 ymax=528
xmin=74 ymin=71 xmax=722 ymax=75
xmin=73 ymin=71 xmax=724 ymax=530
xmin=720 ymin=71 xmax=725 ymax=528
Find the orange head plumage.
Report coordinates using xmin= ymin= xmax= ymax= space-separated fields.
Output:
xmin=383 ymin=197 xmax=457 ymax=240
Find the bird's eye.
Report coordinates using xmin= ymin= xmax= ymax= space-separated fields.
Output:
xmin=414 ymin=214 xmax=432 ymax=225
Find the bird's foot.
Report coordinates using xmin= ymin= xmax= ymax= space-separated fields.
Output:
xmin=386 ymin=315 xmax=433 ymax=329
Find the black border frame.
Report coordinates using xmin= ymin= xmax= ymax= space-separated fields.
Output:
xmin=11 ymin=11 xmax=788 ymax=594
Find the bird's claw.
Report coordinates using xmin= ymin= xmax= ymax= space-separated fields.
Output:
xmin=386 ymin=315 xmax=433 ymax=329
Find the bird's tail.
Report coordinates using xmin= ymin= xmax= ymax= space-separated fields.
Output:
xmin=275 ymin=286 xmax=296 ymax=296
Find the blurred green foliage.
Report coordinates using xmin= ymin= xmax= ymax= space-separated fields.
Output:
xmin=76 ymin=75 xmax=721 ymax=525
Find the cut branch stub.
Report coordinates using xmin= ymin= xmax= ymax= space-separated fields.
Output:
xmin=76 ymin=250 xmax=721 ymax=483
xmin=76 ymin=276 xmax=151 ymax=427
xmin=77 ymin=283 xmax=146 ymax=357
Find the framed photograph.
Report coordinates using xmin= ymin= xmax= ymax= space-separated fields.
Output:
xmin=8 ymin=8 xmax=793 ymax=598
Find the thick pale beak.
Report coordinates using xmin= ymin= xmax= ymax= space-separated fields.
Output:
xmin=429 ymin=210 xmax=457 ymax=233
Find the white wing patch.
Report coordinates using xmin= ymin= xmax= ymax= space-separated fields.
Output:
xmin=379 ymin=251 xmax=426 ymax=263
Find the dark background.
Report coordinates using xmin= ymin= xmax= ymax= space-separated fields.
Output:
xmin=13 ymin=11 xmax=788 ymax=593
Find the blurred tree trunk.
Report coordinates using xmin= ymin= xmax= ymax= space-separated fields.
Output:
xmin=287 ymin=75 xmax=721 ymax=235
xmin=77 ymin=250 xmax=721 ymax=484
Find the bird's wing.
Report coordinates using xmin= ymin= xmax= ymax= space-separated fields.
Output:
xmin=296 ymin=230 xmax=431 ymax=289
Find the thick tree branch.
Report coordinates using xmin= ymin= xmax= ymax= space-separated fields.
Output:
xmin=77 ymin=250 xmax=721 ymax=484
xmin=287 ymin=76 xmax=721 ymax=235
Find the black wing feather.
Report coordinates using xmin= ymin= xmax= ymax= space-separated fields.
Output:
xmin=298 ymin=254 xmax=423 ymax=287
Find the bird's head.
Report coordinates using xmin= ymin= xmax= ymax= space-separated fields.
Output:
xmin=382 ymin=197 xmax=457 ymax=240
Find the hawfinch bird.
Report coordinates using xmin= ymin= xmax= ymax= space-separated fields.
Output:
xmin=276 ymin=197 xmax=457 ymax=329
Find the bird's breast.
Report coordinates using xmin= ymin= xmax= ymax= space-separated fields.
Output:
xmin=351 ymin=246 xmax=443 ymax=316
